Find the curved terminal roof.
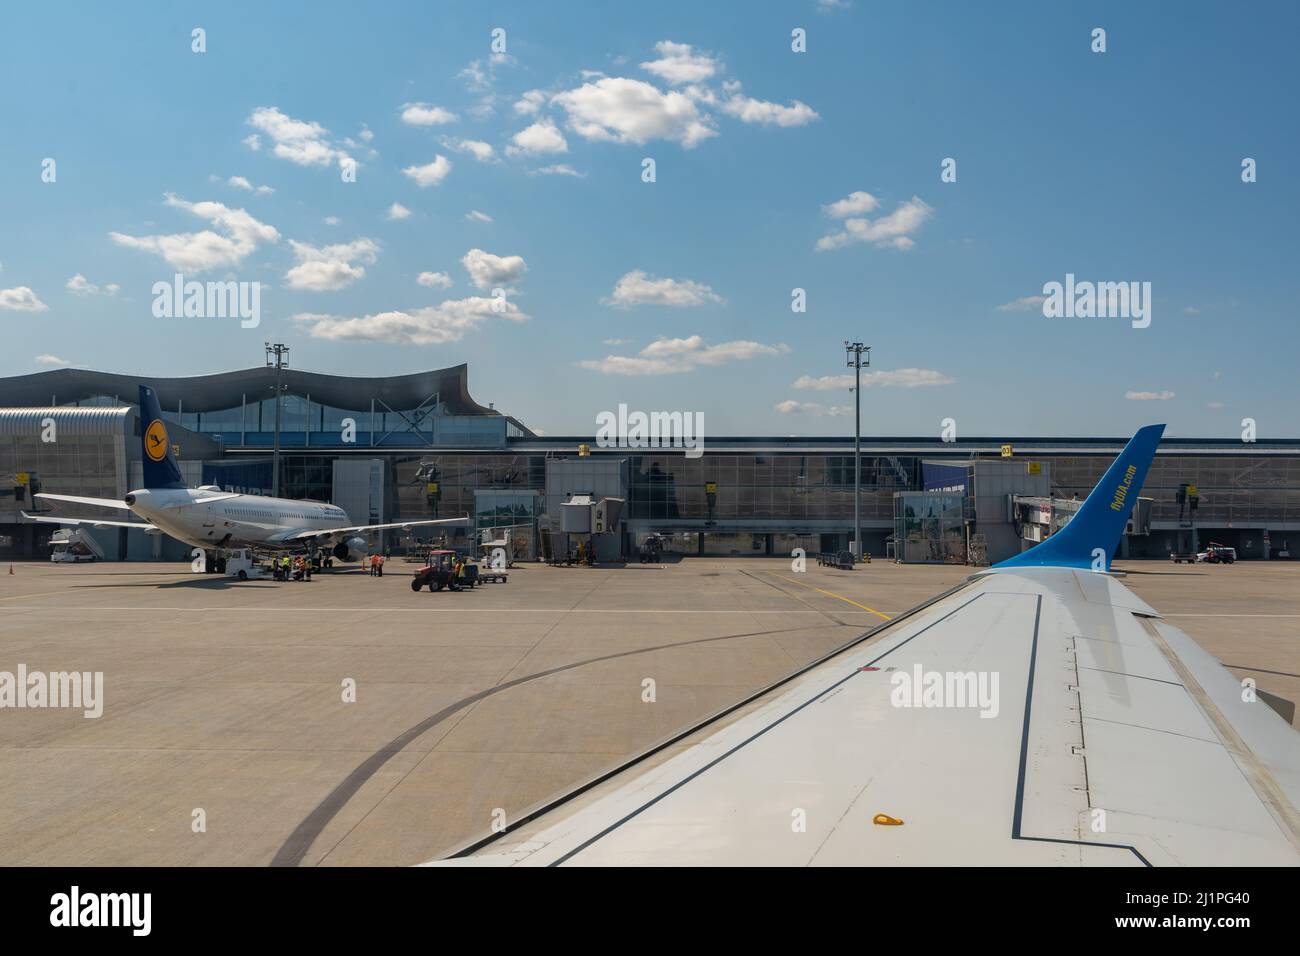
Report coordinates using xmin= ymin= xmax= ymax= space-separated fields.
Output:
xmin=0 ymin=406 xmax=132 ymax=436
xmin=0 ymin=365 xmax=497 ymax=415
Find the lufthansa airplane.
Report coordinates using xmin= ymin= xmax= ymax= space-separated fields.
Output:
xmin=25 ymin=385 xmax=469 ymax=567
xmin=434 ymin=425 xmax=1300 ymax=866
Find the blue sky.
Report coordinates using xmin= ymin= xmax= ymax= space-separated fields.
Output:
xmin=1 ymin=1 xmax=1296 ymax=437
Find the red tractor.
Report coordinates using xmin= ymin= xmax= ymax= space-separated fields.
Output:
xmin=411 ymin=550 xmax=461 ymax=592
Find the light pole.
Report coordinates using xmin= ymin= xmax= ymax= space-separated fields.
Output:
xmin=265 ymin=343 xmax=289 ymax=498
xmin=845 ymin=342 xmax=870 ymax=561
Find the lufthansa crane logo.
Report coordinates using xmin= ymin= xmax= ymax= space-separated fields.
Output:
xmin=145 ymin=419 xmax=169 ymax=461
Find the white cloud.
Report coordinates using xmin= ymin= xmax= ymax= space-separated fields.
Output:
xmin=793 ymin=368 xmax=955 ymax=390
xmin=603 ymin=270 xmax=723 ymax=308
xmin=458 ymin=59 xmax=491 ymax=93
xmin=823 ymin=191 xmax=880 ymax=218
xmin=1207 ymin=401 xmax=1225 ymax=409
xmin=35 ymin=354 xmax=71 ymax=366
xmin=775 ymin=400 xmax=852 ymax=416
xmin=417 ymin=271 xmax=453 ymax=289
xmin=324 ymin=216 xmax=340 ymax=226
xmin=579 ymin=335 xmax=787 ymax=375
xmin=400 ymin=102 xmax=458 ymax=126
xmin=227 ymin=175 xmax=274 ymax=195
xmin=242 ymin=134 xmax=261 ymax=151
xmin=465 ymin=210 xmax=493 ymax=223
xmin=815 ymin=196 xmax=933 ymax=252
xmin=246 ymin=106 xmax=353 ymax=171
xmin=553 ymin=76 xmax=716 ymax=148
xmin=0 ymin=286 xmax=48 ymax=312
xmin=386 ymin=202 xmax=412 ymax=221
xmin=531 ymin=164 xmax=586 ymax=178
xmin=66 ymin=274 xmax=95 ymax=295
xmin=1125 ymin=390 xmax=1176 ymax=401
xmin=997 ymin=294 xmax=1048 ymax=312
xmin=442 ymin=137 xmax=496 ymax=162
xmin=514 ymin=90 xmax=548 ymax=115
xmin=402 ymin=155 xmax=453 ymax=187
xmin=284 ymin=238 xmax=379 ymax=291
xmin=109 ymin=194 xmax=280 ymax=273
xmin=458 ymin=56 xmax=515 ymax=118
xmin=640 ymin=41 xmax=719 ymax=86
xmin=66 ymin=274 xmax=118 ymax=296
xmin=461 ymin=248 xmax=527 ymax=290
xmin=506 ymin=118 xmax=568 ymax=156
xmin=720 ymin=93 xmax=819 ymax=127
xmin=292 ymin=295 xmax=527 ymax=345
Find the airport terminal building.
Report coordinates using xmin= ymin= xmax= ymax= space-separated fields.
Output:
xmin=2 ymin=364 xmax=1298 ymax=562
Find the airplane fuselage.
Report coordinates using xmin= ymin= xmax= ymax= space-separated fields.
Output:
xmin=125 ymin=487 xmax=353 ymax=553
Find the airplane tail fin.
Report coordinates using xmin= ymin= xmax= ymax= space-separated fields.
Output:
xmin=995 ymin=424 xmax=1164 ymax=572
xmin=138 ymin=385 xmax=188 ymax=490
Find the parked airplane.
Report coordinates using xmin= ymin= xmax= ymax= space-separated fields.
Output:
xmin=25 ymin=385 xmax=470 ymax=570
xmin=435 ymin=425 xmax=1300 ymax=866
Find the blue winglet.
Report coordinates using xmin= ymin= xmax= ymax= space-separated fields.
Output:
xmin=995 ymin=424 xmax=1165 ymax=572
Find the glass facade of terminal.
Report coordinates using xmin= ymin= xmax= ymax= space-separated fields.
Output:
xmin=320 ymin=450 xmax=1300 ymax=532
xmin=1047 ymin=455 xmax=1300 ymax=525
xmin=73 ymin=394 xmax=521 ymax=448
xmin=1 ymin=431 xmax=122 ymax=503
xmin=625 ymin=454 xmax=915 ymax=523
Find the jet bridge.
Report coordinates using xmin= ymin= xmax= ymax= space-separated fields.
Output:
xmin=1011 ymin=494 xmax=1152 ymax=547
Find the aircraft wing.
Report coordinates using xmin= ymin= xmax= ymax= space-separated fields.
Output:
xmin=434 ymin=426 xmax=1300 ymax=867
xmin=275 ymin=516 xmax=472 ymax=543
xmin=23 ymin=512 xmax=158 ymax=532
xmin=436 ymin=567 xmax=1300 ymax=867
xmin=35 ymin=493 xmax=133 ymax=510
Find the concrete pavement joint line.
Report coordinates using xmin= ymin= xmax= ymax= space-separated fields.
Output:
xmin=1164 ymin=614 xmax=1300 ymax=618
xmin=309 ymin=574 xmax=607 ymax=866
xmin=738 ymin=568 xmax=855 ymax=629
xmin=1222 ymin=665 xmax=1300 ymax=680
xmin=0 ymin=606 xmax=871 ymax=613
xmin=274 ymin=619 xmax=831 ymax=866
xmin=765 ymin=571 xmax=894 ymax=621
xmin=0 ymin=590 xmax=77 ymax=604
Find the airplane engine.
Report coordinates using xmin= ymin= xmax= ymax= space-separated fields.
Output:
xmin=333 ymin=537 xmax=369 ymax=563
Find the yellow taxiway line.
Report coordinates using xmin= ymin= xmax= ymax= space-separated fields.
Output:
xmin=767 ymin=572 xmax=893 ymax=621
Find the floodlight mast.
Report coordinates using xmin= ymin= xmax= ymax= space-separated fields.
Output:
xmin=845 ymin=342 xmax=870 ymax=561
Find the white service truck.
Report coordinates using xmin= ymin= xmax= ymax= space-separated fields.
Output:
xmin=225 ymin=549 xmax=271 ymax=580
